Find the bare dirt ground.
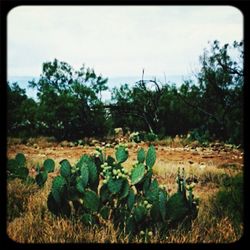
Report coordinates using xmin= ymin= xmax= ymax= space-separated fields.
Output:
xmin=7 ymin=142 xmax=243 ymax=170
xmin=7 ymin=142 xmax=243 ymax=193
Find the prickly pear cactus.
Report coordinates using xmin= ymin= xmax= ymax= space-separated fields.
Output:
xmin=60 ymin=159 xmax=71 ymax=179
xmin=35 ymin=171 xmax=48 ymax=187
xmin=137 ymin=148 xmax=146 ymax=163
xmin=7 ymin=153 xmax=29 ymax=180
xmin=115 ymin=145 xmax=128 ymax=163
xmin=15 ymin=153 xmax=26 ymax=167
xmin=51 ymin=176 xmax=67 ymax=203
xmin=107 ymin=178 xmax=123 ymax=194
xmin=131 ymin=163 xmax=145 ymax=185
xmin=83 ymin=190 xmax=100 ymax=212
xmin=44 ymin=159 xmax=55 ymax=173
xmin=146 ymin=145 xmax=156 ymax=169
xmin=134 ymin=205 xmax=147 ymax=223
xmin=165 ymin=192 xmax=189 ymax=223
xmin=41 ymin=144 xmax=199 ymax=240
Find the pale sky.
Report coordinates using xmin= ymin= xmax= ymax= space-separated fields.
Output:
xmin=7 ymin=5 xmax=243 ymax=79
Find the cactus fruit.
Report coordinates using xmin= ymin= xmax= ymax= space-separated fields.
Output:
xmin=148 ymin=231 xmax=153 ymax=237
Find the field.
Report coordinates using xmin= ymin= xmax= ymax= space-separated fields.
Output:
xmin=6 ymin=137 xmax=244 ymax=243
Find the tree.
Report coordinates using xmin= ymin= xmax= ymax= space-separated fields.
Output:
xmin=195 ymin=40 xmax=243 ymax=143
xmin=29 ymin=59 xmax=109 ymax=140
xmin=7 ymin=82 xmax=38 ymax=137
xmin=110 ymin=73 xmax=164 ymax=134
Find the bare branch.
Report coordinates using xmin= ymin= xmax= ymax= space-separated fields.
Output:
xmin=216 ymin=57 xmax=243 ymax=77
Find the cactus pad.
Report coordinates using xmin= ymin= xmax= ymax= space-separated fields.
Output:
xmin=87 ymin=160 xmax=98 ymax=184
xmin=146 ymin=145 xmax=156 ymax=169
xmin=134 ymin=205 xmax=147 ymax=223
xmin=35 ymin=171 xmax=48 ymax=187
xmin=165 ymin=192 xmax=189 ymax=222
xmin=115 ymin=146 xmax=128 ymax=163
xmin=44 ymin=159 xmax=55 ymax=173
xmin=137 ymin=147 xmax=145 ymax=163
xmin=83 ymin=190 xmax=100 ymax=212
xmin=159 ymin=190 xmax=167 ymax=220
xmin=16 ymin=167 xmax=29 ymax=179
xmin=52 ymin=176 xmax=67 ymax=203
xmin=100 ymin=206 xmax=110 ymax=220
xmin=120 ymin=179 xmax=130 ymax=199
xmin=107 ymin=178 xmax=123 ymax=194
xmin=131 ymin=163 xmax=145 ymax=185
xmin=81 ymin=213 xmax=95 ymax=226
xmin=15 ymin=153 xmax=26 ymax=167
xmin=127 ymin=189 xmax=135 ymax=210
xmin=7 ymin=159 xmax=18 ymax=172
xmin=81 ymin=162 xmax=89 ymax=180
xmin=60 ymin=159 xmax=71 ymax=179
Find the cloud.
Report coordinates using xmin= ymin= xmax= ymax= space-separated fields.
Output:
xmin=7 ymin=6 xmax=243 ymax=78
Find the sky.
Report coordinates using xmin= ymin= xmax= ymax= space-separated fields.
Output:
xmin=7 ymin=6 xmax=243 ymax=79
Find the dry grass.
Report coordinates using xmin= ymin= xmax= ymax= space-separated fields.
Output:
xmin=6 ymin=141 xmax=243 ymax=244
xmin=7 ymin=173 xmax=243 ymax=244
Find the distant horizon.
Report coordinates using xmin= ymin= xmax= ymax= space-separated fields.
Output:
xmin=8 ymin=74 xmax=189 ymax=102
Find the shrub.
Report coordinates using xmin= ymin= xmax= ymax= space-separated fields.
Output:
xmin=145 ymin=132 xmax=158 ymax=142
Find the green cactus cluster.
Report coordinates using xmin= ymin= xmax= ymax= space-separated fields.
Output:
xmin=7 ymin=153 xmax=29 ymax=180
xmin=46 ymin=144 xmax=198 ymax=238
xmin=8 ymin=145 xmax=199 ymax=240
xmin=35 ymin=158 xmax=55 ymax=187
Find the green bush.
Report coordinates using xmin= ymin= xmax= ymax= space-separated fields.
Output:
xmin=145 ymin=132 xmax=158 ymax=142
xmin=188 ymin=128 xmax=211 ymax=146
